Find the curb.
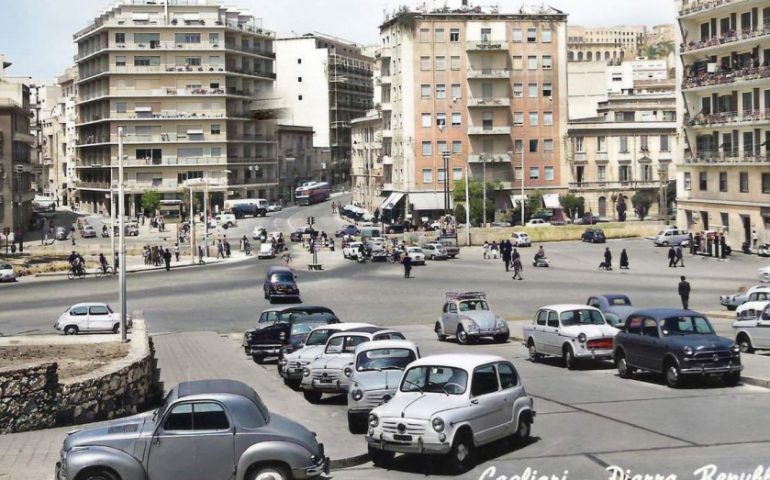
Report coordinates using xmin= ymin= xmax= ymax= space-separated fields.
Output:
xmin=34 ymin=259 xmax=232 ymax=277
xmin=741 ymin=375 xmax=770 ymax=389
xmin=330 ymin=453 xmax=370 ymax=469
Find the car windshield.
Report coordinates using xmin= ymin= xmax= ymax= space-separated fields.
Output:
xmin=401 ymin=365 xmax=467 ymax=395
xmin=290 ymin=323 xmax=317 ymax=336
xmin=458 ymin=300 xmax=489 ymax=312
xmin=271 ymin=272 xmax=294 ymax=283
xmin=609 ymin=297 xmax=631 ymax=306
xmin=561 ymin=309 xmax=605 ymax=326
xmin=661 ymin=316 xmax=715 ymax=335
xmin=326 ymin=335 xmax=368 ymax=354
xmin=357 ymin=348 xmax=417 ymax=371
xmin=408 ymin=248 xmax=422 ymax=254
xmin=306 ymin=329 xmax=335 ymax=346
xmin=0 ymin=264 xmax=12 ymax=270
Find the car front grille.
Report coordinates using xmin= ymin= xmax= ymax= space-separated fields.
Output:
xmin=382 ymin=419 xmax=427 ymax=435
xmin=312 ymin=370 xmax=341 ymax=382
xmin=692 ymin=350 xmax=734 ymax=367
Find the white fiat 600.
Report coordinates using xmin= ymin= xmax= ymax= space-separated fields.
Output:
xmin=347 ymin=339 xmax=420 ymax=434
xmin=733 ymin=302 xmax=770 ymax=353
xmin=366 ymin=354 xmax=535 ymax=473
xmin=522 ymin=304 xmax=619 ymax=369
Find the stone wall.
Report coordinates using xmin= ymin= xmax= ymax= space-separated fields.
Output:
xmin=0 ymin=320 xmax=159 ymax=434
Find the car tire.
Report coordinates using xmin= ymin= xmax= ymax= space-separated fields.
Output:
xmin=79 ymin=468 xmax=120 ymax=480
xmin=435 ymin=323 xmax=447 ymax=341
xmin=664 ymin=360 xmax=682 ymax=388
xmin=303 ymin=390 xmax=322 ymax=404
xmin=616 ymin=351 xmax=634 ymax=378
xmin=563 ymin=345 xmax=577 ymax=370
xmin=737 ymin=334 xmax=755 ymax=354
xmin=252 ymin=354 xmax=264 ymax=364
xmin=368 ymin=445 xmax=395 ymax=468
xmin=347 ymin=412 xmax=368 ymax=434
xmin=447 ymin=430 xmax=474 ymax=474
xmin=64 ymin=325 xmax=78 ymax=336
xmin=514 ymin=413 xmax=532 ymax=441
xmin=456 ymin=326 xmax=469 ymax=345
xmin=112 ymin=323 xmax=119 ymax=334
xmin=662 ymin=241 xmax=669 ymax=246
xmin=247 ymin=464 xmax=289 ymax=480
xmin=723 ymin=372 xmax=741 ymax=386
xmin=494 ymin=333 xmax=509 ymax=343
xmin=527 ymin=340 xmax=541 ymax=362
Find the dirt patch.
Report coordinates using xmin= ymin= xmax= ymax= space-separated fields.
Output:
xmin=0 ymin=342 xmax=129 ymax=380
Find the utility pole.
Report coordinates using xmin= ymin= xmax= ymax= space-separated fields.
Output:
xmin=117 ymin=127 xmax=127 ymax=343
xmin=442 ymin=151 xmax=450 ymax=215
xmin=465 ymin=164 xmax=470 ymax=245
xmin=482 ymin=155 xmax=487 ymax=228
xmin=520 ymin=146 xmax=525 ymax=227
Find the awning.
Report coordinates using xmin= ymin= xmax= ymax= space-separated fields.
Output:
xmin=510 ymin=194 xmax=528 ymax=207
xmin=408 ymin=192 xmax=452 ymax=211
xmin=380 ymin=192 xmax=404 ymax=210
xmin=187 ymin=129 xmax=204 ymax=135
xmin=543 ymin=193 xmax=561 ymax=209
xmin=134 ymin=106 xmax=152 ymax=112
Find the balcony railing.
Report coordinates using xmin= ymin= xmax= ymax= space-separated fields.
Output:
xmin=120 ymin=156 xmax=226 ymax=166
xmin=467 ymin=69 xmax=511 ymax=79
xmin=681 ymin=25 xmax=770 ymax=53
xmin=77 ymin=133 xmax=227 ymax=146
xmin=468 ymin=153 xmax=512 ymax=163
xmin=124 ymin=179 xmax=180 ymax=190
xmin=678 ymin=0 xmax=748 ymax=16
xmin=107 ymin=87 xmax=227 ymax=98
xmin=466 ymin=40 xmax=507 ymax=51
xmin=467 ymin=97 xmax=511 ymax=107
xmin=569 ymin=180 xmax=662 ymax=189
xmin=572 ymin=152 xmax=587 ymax=162
xmin=685 ymin=153 xmax=770 ymax=164
xmin=74 ymin=180 xmax=111 ymax=190
xmin=682 ymin=65 xmax=770 ymax=90
xmin=467 ymin=126 xmax=512 ymax=135
xmin=227 ymin=134 xmax=277 ymax=142
xmin=687 ymin=109 xmax=770 ymax=126
xmin=224 ymin=43 xmax=276 ymax=58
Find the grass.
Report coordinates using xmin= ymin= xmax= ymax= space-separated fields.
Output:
xmin=464 ymin=223 xmax=665 ymax=246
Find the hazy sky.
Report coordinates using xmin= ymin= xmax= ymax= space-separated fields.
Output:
xmin=0 ymin=0 xmax=677 ymax=83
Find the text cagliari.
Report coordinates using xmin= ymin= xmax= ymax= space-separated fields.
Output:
xmin=477 ymin=464 xmax=770 ymax=480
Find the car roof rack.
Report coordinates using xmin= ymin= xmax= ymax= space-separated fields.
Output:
xmin=446 ymin=291 xmax=486 ymax=301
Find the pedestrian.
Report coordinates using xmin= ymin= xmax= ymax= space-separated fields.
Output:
xmin=720 ymin=234 xmax=727 ymax=260
xmin=198 ymin=245 xmax=204 ymax=265
xmin=483 ymin=241 xmax=489 ymax=259
xmin=620 ymin=249 xmax=629 ymax=269
xmin=512 ymin=256 xmax=523 ymax=280
xmin=753 ymin=229 xmax=759 ymax=251
xmin=502 ymin=241 xmax=512 ymax=272
xmin=668 ymin=246 xmax=676 ymax=267
xmin=163 ymin=248 xmax=172 ymax=271
xmin=217 ymin=240 xmax=224 ymax=259
xmin=174 ymin=243 xmax=180 ymax=262
xmin=71 ymin=225 xmax=76 ymax=246
xmin=678 ymin=275 xmax=691 ymax=309
xmin=604 ymin=247 xmax=612 ymax=271
xmin=512 ymin=248 xmax=520 ymax=261
xmin=114 ymin=251 xmax=119 ymax=271
xmin=224 ymin=239 xmax=231 ymax=258
xmin=402 ymin=253 xmax=412 ymax=279
xmin=689 ymin=232 xmax=695 ymax=255
xmin=675 ymin=245 xmax=684 ymax=267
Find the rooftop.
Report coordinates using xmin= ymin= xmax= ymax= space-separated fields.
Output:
xmin=380 ymin=4 xmax=566 ymax=29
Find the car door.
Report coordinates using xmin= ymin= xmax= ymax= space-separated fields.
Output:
xmin=443 ymin=302 xmax=459 ymax=334
xmin=637 ymin=318 xmax=665 ymax=371
xmin=756 ymin=307 xmax=770 ymax=348
xmin=620 ymin=316 xmax=643 ymax=366
xmin=68 ymin=306 xmax=88 ymax=331
xmin=88 ymin=304 xmax=113 ymax=331
xmin=529 ymin=310 xmax=548 ymax=351
xmin=148 ymin=401 xmax=234 ymax=480
xmin=468 ymin=364 xmax=505 ymax=445
xmin=542 ymin=310 xmax=561 ymax=356
xmin=495 ymin=362 xmax=521 ymax=436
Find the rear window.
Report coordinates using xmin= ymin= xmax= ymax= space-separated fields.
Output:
xmin=610 ymin=297 xmax=630 ymax=306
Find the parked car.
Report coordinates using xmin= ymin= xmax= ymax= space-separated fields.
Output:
xmin=654 ymin=228 xmax=689 ymax=246
xmin=267 ymin=203 xmax=283 ymax=212
xmin=733 ymin=302 xmax=770 ymax=353
xmin=523 ymin=304 xmax=618 ymax=369
xmin=258 ymin=242 xmax=275 ymax=259
xmin=758 ymin=244 xmax=770 ymax=257
xmin=491 ymin=221 xmax=512 ymax=228
xmin=511 ymin=231 xmax=531 ymax=247
xmin=581 ymin=228 xmax=606 ymax=243
xmin=366 ymin=354 xmax=535 ymax=473
xmin=262 ymin=266 xmax=300 ymax=304
xmin=422 ymin=243 xmax=448 ymax=260
xmin=54 ymin=303 xmax=130 ymax=335
xmin=405 ymin=246 xmax=425 ymax=265
xmin=0 ymin=263 xmax=17 ymax=282
xmin=384 ymin=222 xmax=409 ymax=234
xmin=215 ymin=213 xmax=237 ymax=228
xmin=56 ymin=379 xmax=329 ymax=480
xmin=242 ymin=305 xmax=337 ymax=363
xmin=435 ymin=291 xmax=509 ymax=345
xmin=336 ymin=225 xmax=361 ymax=237
xmin=586 ymin=294 xmax=635 ymax=327
xmin=720 ymin=285 xmax=770 ymax=310
xmin=370 ymin=244 xmax=389 ymax=262
xmin=276 ymin=312 xmax=341 ymax=371
xmin=55 ymin=226 xmax=68 ymax=240
xmin=280 ymin=323 xmax=374 ymax=386
xmin=347 ymin=340 xmax=420 ymax=433
xmin=525 ymin=218 xmax=550 ymax=227
xmin=300 ymin=327 xmax=405 ymax=403
xmin=613 ymin=308 xmax=742 ymax=388
xmin=437 ymin=236 xmax=460 ymax=258
xmin=759 ymin=266 xmax=770 ymax=283
xmin=343 ymin=241 xmax=363 ymax=259
xmin=253 ymin=226 xmax=267 ymax=241
xmin=80 ymin=225 xmax=97 ymax=238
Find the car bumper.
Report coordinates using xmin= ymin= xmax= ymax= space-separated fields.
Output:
xmin=680 ymin=362 xmax=743 ymax=375
xmin=245 ymin=344 xmax=283 ymax=357
xmin=292 ymin=456 xmax=330 ymax=479
xmin=269 ymin=291 xmax=300 ymax=298
xmin=467 ymin=329 xmax=508 ymax=338
xmin=305 ymin=378 xmax=349 ymax=393
xmin=283 ymin=367 xmax=306 ymax=381
xmin=367 ymin=434 xmax=451 ymax=455
xmin=575 ymin=348 xmax=614 ymax=360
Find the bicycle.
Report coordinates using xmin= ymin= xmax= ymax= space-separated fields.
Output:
xmin=67 ymin=268 xmax=86 ymax=280
xmin=95 ymin=266 xmax=114 ymax=278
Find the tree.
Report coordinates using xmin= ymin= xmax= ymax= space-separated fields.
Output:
xmin=631 ymin=190 xmax=657 ymax=221
xmin=453 ymin=179 xmax=495 ymax=226
xmin=140 ymin=190 xmax=161 ymax=216
xmin=453 ymin=203 xmax=466 ymax=224
xmin=560 ymin=193 xmax=585 ymax=220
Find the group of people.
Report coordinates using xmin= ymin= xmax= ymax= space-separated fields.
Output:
xmin=143 ymin=244 xmax=175 ymax=271
xmin=599 ymin=247 xmax=630 ymax=271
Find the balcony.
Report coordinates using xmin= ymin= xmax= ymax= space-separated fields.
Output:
xmin=569 ymin=180 xmax=662 ymax=190
xmin=379 ymin=75 xmax=392 ymax=85
xmin=467 ymin=97 xmax=510 ymax=108
xmin=77 ymin=111 xmax=228 ymax=125
xmin=467 ymin=126 xmax=512 ymax=135
xmin=76 ymin=133 xmax=227 ymax=146
xmin=102 ymin=87 xmax=228 ymax=100
xmin=596 ymin=152 xmax=609 ymax=162
xmin=74 ymin=180 xmax=111 ymax=190
xmin=119 ymin=156 xmax=226 ymax=167
xmin=227 ymin=133 xmax=278 ymax=142
xmin=124 ymin=179 xmax=180 ymax=191
xmin=224 ymin=43 xmax=276 ymax=58
xmin=684 ymin=153 xmax=770 ymax=165
xmin=467 ymin=69 xmax=511 ymax=79
xmin=572 ymin=152 xmax=587 ymax=162
xmin=682 ymin=65 xmax=770 ymax=91
xmin=468 ymin=153 xmax=512 ymax=163
xmin=466 ymin=40 xmax=507 ymax=51
xmin=681 ymin=25 xmax=770 ymax=55
xmin=678 ymin=0 xmax=765 ymax=18
xmin=687 ymin=109 xmax=770 ymax=128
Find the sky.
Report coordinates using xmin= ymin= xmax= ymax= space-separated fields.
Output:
xmin=0 ymin=0 xmax=677 ymax=84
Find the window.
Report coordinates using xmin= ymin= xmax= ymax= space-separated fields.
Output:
xmin=544 ymin=166 xmax=554 ymax=181
xmin=297 ymin=77 xmax=302 ymax=82
xmin=451 ymin=84 xmax=461 ymax=99
xmin=660 ymin=135 xmax=670 ymax=152
xmin=529 ymin=139 xmax=538 ymax=152
xmin=435 ymin=28 xmax=445 ymax=42
xmin=543 ymin=111 xmax=553 ymax=126
xmin=619 ymin=165 xmax=631 ymax=181
xmin=422 ymin=168 xmax=433 ymax=183
xmin=422 ymin=141 xmax=432 ymax=155
xmin=597 ymin=136 xmax=606 ymax=152
xmin=175 ymin=33 xmax=201 ymax=44
xmin=719 ymin=171 xmax=728 ymax=192
xmin=436 ymin=113 xmax=446 ymax=127
xmin=740 ymin=172 xmax=749 ymax=193
xmin=542 ymin=28 xmax=552 ymax=43
xmin=763 ymin=173 xmax=770 ymax=193
xmin=420 ymin=28 xmax=430 ymax=43
xmin=453 ymin=167 xmax=463 ymax=180
xmin=514 ymin=139 xmax=523 ymax=153
xmin=699 ymin=172 xmax=707 ymax=191
xmin=452 ymin=140 xmax=462 ymax=153
xmin=134 ymin=56 xmax=160 ymax=66
xmin=529 ymin=166 xmax=540 ymax=179
xmin=619 ymin=136 xmax=628 ymax=153
xmin=542 ymin=55 xmax=552 ymax=69
xmin=450 ymin=28 xmax=460 ymax=42
xmin=529 ymin=112 xmax=538 ymax=126
xmin=435 ymin=56 xmax=446 ymax=71
xmin=684 ymin=172 xmax=692 ymax=191
xmin=640 ymin=135 xmax=649 ymax=151
xmin=514 ymin=166 xmax=523 ymax=180
xmin=528 ymin=83 xmax=538 ymax=98
xmin=421 ymin=113 xmax=432 ymax=128
xmin=164 ymin=402 xmax=229 ymax=431
xmin=512 ymin=56 xmax=523 ymax=70
xmin=481 ymin=27 xmax=492 ymax=42
xmin=597 ymin=165 xmax=606 ymax=181
xmin=209 ymin=33 xmax=219 ymax=44
xmin=298 ymin=95 xmax=303 ymax=101
xmin=451 ymin=112 xmax=462 ymax=126
xmin=514 ymin=112 xmax=524 ymax=126
xmin=528 ymin=56 xmax=537 ymax=70
xmin=574 ymin=136 xmax=585 ymax=153
xmin=527 ymin=27 xmax=537 ymax=42
xmin=116 ymin=102 xmax=127 ymax=113
xmin=420 ymin=56 xmax=430 ymax=70
xmin=536 ymin=311 xmax=547 ymax=326
xmin=451 ymin=56 xmax=460 ymax=70
xmin=70 ymin=306 xmax=88 ymax=316
xmin=542 ymin=82 xmax=552 ymax=97
xmin=471 ymin=365 xmax=499 ymax=397
xmin=436 ymin=84 xmax=446 ymax=99
xmin=89 ymin=305 xmax=109 ymax=315
xmin=116 ymin=56 xmax=126 ymax=66
xmin=115 ymin=33 xmax=126 ymax=43
xmin=544 ymin=139 xmax=553 ymax=152
xmin=165 ymin=403 xmax=193 ymax=430
xmin=513 ymin=28 xmax=522 ymax=43
xmin=438 ymin=168 xmax=447 ymax=183
xmin=513 ymin=83 xmax=523 ymax=98
xmin=421 ymin=84 xmax=431 ymax=99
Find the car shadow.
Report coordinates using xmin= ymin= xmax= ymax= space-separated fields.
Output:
xmin=619 ymin=371 xmax=740 ymax=389
xmin=531 ymin=356 xmax=615 ymax=371
xmin=315 ymin=393 xmax=348 ymax=405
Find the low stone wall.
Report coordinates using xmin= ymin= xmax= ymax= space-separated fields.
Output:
xmin=0 ymin=320 xmax=159 ymax=434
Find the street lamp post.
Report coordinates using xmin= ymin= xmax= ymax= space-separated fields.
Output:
xmin=659 ymin=165 xmax=669 ymax=225
xmin=117 ymin=127 xmax=127 ymax=343
xmin=520 ymin=145 xmax=525 ymax=227
xmin=482 ymin=156 xmax=487 ymax=228
xmin=442 ymin=151 xmax=450 ymax=215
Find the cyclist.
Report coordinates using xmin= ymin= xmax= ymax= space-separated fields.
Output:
xmin=99 ymin=253 xmax=109 ymax=274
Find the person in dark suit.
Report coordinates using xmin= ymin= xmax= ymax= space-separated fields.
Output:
xmin=678 ymin=276 xmax=691 ymax=309
xmin=402 ymin=254 xmax=412 ymax=279
xmin=668 ymin=246 xmax=676 ymax=267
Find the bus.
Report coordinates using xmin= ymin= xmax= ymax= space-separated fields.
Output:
xmin=223 ymin=198 xmax=268 ymax=218
xmin=159 ymin=199 xmax=183 ymax=223
xmin=296 ymin=182 xmax=331 ymax=206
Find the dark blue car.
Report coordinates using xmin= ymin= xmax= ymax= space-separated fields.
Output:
xmin=613 ymin=308 xmax=742 ymax=388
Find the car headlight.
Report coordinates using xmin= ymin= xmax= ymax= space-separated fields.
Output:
xmin=732 ymin=344 xmax=740 ymax=354
xmin=303 ymin=367 xmax=311 ymax=377
xmin=343 ymin=366 xmax=353 ymax=377
xmin=683 ymin=346 xmax=694 ymax=356
xmin=368 ymin=413 xmax=379 ymax=428
xmin=351 ymin=389 xmax=363 ymax=401
xmin=467 ymin=320 xmax=479 ymax=332
xmin=432 ymin=417 xmax=445 ymax=432
xmin=495 ymin=318 xmax=507 ymax=329
xmin=279 ymin=357 xmax=288 ymax=366
xmin=577 ymin=333 xmax=587 ymax=343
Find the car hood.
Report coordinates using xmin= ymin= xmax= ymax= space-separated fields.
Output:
xmin=287 ymin=345 xmax=325 ymax=362
xmin=351 ymin=369 xmax=405 ymax=391
xmin=63 ymin=412 xmax=153 ymax=452
xmin=663 ymin=334 xmax=734 ymax=350
xmin=272 ymin=282 xmax=297 ymax=289
xmin=461 ymin=311 xmax=500 ymax=329
xmin=310 ymin=354 xmax=353 ymax=370
xmin=264 ymin=413 xmax=320 ymax=454
xmin=377 ymin=392 xmax=468 ymax=419
xmin=560 ymin=324 xmax=618 ymax=338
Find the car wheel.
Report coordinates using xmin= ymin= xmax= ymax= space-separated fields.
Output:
xmin=79 ymin=469 xmax=120 ymax=480
xmin=247 ymin=464 xmax=289 ymax=480
xmin=527 ymin=340 xmax=540 ymax=362
xmin=112 ymin=323 xmax=119 ymax=334
xmin=514 ymin=413 xmax=532 ymax=441
xmin=563 ymin=346 xmax=577 ymax=370
xmin=64 ymin=325 xmax=78 ymax=336
xmin=616 ymin=351 xmax=634 ymax=378
xmin=723 ymin=372 xmax=741 ymax=386
xmin=303 ymin=390 xmax=322 ymax=404
xmin=662 ymin=241 xmax=669 ymax=246
xmin=494 ymin=333 xmax=509 ymax=343
xmin=368 ymin=445 xmax=395 ymax=468
xmin=664 ymin=360 xmax=682 ymax=388
xmin=447 ymin=430 xmax=474 ymax=473
xmin=435 ymin=322 xmax=447 ymax=341
xmin=726 ymin=305 xmax=737 ymax=311
xmin=456 ymin=326 xmax=469 ymax=345
xmin=737 ymin=334 xmax=754 ymax=354
xmin=252 ymin=354 xmax=264 ymax=364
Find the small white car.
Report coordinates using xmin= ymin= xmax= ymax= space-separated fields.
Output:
xmin=252 ymin=226 xmax=267 ymax=240
xmin=405 ymin=246 xmax=425 ymax=265
xmin=525 ymin=219 xmax=550 ymax=227
xmin=522 ymin=304 xmax=618 ymax=369
xmin=54 ymin=303 xmax=131 ymax=335
xmin=511 ymin=231 xmax=531 ymax=247
xmin=343 ymin=241 xmax=363 ymax=259
xmin=436 ymin=292 xmax=509 ymax=345
xmin=759 ymin=266 xmax=770 ymax=283
xmin=268 ymin=231 xmax=282 ymax=242
xmin=300 ymin=327 xmax=405 ymax=403
xmin=215 ymin=213 xmax=237 ymax=228
xmin=267 ymin=203 xmax=283 ymax=212
xmin=366 ymin=354 xmax=535 ymax=473
xmin=257 ymin=242 xmax=275 ymax=259
xmin=734 ymin=303 xmax=770 ymax=353
xmin=654 ymin=228 xmax=689 ymax=246
xmin=80 ymin=225 xmax=97 ymax=238
xmin=347 ymin=340 xmax=420 ymax=433
xmin=721 ymin=285 xmax=770 ymax=310
xmin=0 ymin=263 xmax=17 ymax=282
xmin=422 ymin=243 xmax=448 ymax=260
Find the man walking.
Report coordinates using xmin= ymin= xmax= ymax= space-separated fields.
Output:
xmin=163 ymin=248 xmax=172 ymax=271
xmin=216 ymin=239 xmax=224 ymax=259
xmin=402 ymin=253 xmax=412 ymax=279
xmin=502 ymin=240 xmax=512 ymax=272
xmin=675 ymin=245 xmax=684 ymax=267
xmin=174 ymin=243 xmax=180 ymax=262
xmin=512 ymin=256 xmax=523 ymax=280
xmin=753 ymin=229 xmax=759 ymax=251
xmin=678 ymin=276 xmax=691 ymax=309
xmin=604 ymin=247 xmax=612 ymax=271
xmin=668 ymin=246 xmax=676 ymax=267
xmin=198 ymin=245 xmax=204 ymax=265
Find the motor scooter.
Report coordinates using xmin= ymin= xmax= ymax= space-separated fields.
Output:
xmin=533 ymin=255 xmax=550 ymax=267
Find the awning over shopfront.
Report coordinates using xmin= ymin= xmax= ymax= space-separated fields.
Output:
xmin=510 ymin=194 xmax=528 ymax=207
xmin=409 ymin=192 xmax=452 ymax=211
xmin=380 ymin=192 xmax=405 ymax=210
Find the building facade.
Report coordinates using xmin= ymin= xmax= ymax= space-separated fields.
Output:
xmin=676 ymin=0 xmax=770 ymax=246
xmin=276 ymin=124 xmax=321 ymax=202
xmin=378 ymin=4 xmax=568 ymax=222
xmin=568 ymin=25 xmax=648 ymax=64
xmin=351 ymin=110 xmax=384 ymax=211
xmin=72 ymin=0 xmax=279 ymax=215
xmin=275 ymin=33 xmax=374 ymax=188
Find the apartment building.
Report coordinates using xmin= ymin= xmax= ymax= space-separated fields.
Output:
xmin=676 ymin=0 xmax=770 ymax=246
xmin=378 ymin=4 xmax=568 ymax=221
xmin=275 ymin=33 xmax=374 ymax=188
xmin=73 ymin=0 xmax=279 ymax=215
xmin=568 ymin=25 xmax=647 ymax=64
xmin=276 ymin=124 xmax=322 ymax=202
xmin=0 ymin=55 xmax=35 ymax=239
xmin=56 ymin=67 xmax=79 ymax=207
xmin=351 ymin=110 xmax=384 ymax=211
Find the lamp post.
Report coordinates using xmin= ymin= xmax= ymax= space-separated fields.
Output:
xmin=658 ymin=164 xmax=669 ymax=225
xmin=442 ymin=151 xmax=450 ymax=215
xmin=482 ymin=155 xmax=488 ymax=228
xmin=117 ymin=127 xmax=127 ymax=343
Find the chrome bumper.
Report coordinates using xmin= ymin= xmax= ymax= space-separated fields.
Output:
xmin=367 ymin=434 xmax=451 ymax=455
xmin=576 ymin=348 xmax=614 ymax=360
xmin=681 ymin=364 xmax=743 ymax=375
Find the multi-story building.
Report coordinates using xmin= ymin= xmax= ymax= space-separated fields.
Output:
xmin=72 ymin=0 xmax=279 ymax=215
xmin=56 ymin=67 xmax=79 ymax=207
xmin=378 ymin=3 xmax=568 ymax=221
xmin=648 ymin=24 xmax=676 ymax=44
xmin=676 ymin=0 xmax=770 ymax=246
xmin=0 ymin=54 xmax=35 ymax=240
xmin=568 ymin=25 xmax=647 ymax=64
xmin=351 ymin=110 xmax=384 ymax=211
xmin=275 ymin=33 xmax=374 ymax=188
xmin=276 ymin=124 xmax=321 ymax=202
